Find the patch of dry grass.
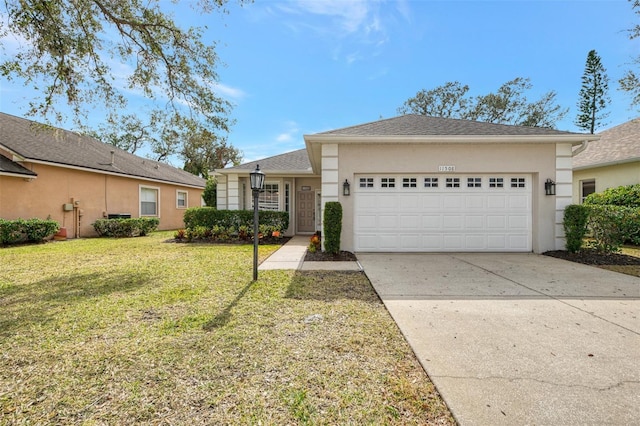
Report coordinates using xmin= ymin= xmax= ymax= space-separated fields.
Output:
xmin=0 ymin=232 xmax=454 ymax=425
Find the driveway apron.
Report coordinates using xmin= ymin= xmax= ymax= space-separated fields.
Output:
xmin=358 ymin=253 xmax=640 ymax=425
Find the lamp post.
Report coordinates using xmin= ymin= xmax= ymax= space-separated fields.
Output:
xmin=250 ymin=164 xmax=265 ymax=281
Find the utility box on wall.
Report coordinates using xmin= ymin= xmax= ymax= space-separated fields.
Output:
xmin=63 ymin=203 xmax=74 ymax=211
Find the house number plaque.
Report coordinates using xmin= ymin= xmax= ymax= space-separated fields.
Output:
xmin=438 ymin=165 xmax=456 ymax=172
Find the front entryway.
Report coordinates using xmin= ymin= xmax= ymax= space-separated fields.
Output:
xmin=296 ymin=191 xmax=315 ymax=233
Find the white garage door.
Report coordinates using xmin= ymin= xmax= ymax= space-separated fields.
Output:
xmin=354 ymin=174 xmax=532 ymax=252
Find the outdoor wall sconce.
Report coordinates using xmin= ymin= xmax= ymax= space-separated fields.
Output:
xmin=343 ymin=179 xmax=351 ymax=196
xmin=545 ymin=178 xmax=556 ymax=196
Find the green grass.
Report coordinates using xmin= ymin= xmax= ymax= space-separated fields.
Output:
xmin=0 ymin=232 xmax=454 ymax=425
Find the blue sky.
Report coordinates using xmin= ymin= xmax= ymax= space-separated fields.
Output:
xmin=1 ymin=0 xmax=638 ymax=165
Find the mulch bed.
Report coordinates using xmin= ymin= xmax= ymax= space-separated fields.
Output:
xmin=543 ymin=249 xmax=640 ymax=266
xmin=304 ymin=250 xmax=358 ymax=262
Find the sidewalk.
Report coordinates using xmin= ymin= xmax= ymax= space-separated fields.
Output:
xmin=259 ymin=235 xmax=362 ymax=271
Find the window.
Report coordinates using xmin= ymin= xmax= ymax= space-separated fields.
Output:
xmin=446 ymin=178 xmax=460 ymax=188
xmin=467 ymin=177 xmax=482 ymax=188
xmin=140 ymin=186 xmax=159 ymax=216
xmin=402 ymin=177 xmax=417 ymax=188
xmin=581 ymin=180 xmax=596 ymax=203
xmin=489 ymin=177 xmax=504 ymax=188
xmin=511 ymin=177 xmax=526 ymax=188
xmin=284 ymin=183 xmax=290 ymax=214
xmin=258 ymin=183 xmax=279 ymax=211
xmin=359 ymin=177 xmax=374 ymax=188
xmin=424 ymin=177 xmax=438 ymax=188
xmin=177 ymin=190 xmax=187 ymax=208
xmin=381 ymin=177 xmax=395 ymax=188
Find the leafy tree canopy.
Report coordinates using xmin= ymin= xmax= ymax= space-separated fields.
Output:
xmin=398 ymin=77 xmax=568 ymax=128
xmin=620 ymin=0 xmax=640 ymax=109
xmin=0 ymin=0 xmax=246 ymax=173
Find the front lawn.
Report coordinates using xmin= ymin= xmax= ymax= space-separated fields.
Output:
xmin=0 ymin=232 xmax=453 ymax=424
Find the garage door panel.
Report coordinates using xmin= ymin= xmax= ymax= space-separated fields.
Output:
xmin=354 ymin=174 xmax=531 ymax=252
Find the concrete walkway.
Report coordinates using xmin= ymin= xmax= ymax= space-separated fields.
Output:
xmin=358 ymin=253 xmax=640 ymax=426
xmin=258 ymin=236 xmax=362 ymax=271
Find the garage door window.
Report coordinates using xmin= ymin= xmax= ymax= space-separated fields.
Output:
xmin=446 ymin=177 xmax=460 ymax=188
xmin=489 ymin=177 xmax=504 ymax=188
xmin=511 ymin=178 xmax=526 ymax=188
xmin=424 ymin=177 xmax=438 ymax=188
xmin=381 ymin=177 xmax=395 ymax=188
xmin=359 ymin=177 xmax=374 ymax=188
xmin=402 ymin=177 xmax=417 ymax=188
xmin=467 ymin=177 xmax=482 ymax=188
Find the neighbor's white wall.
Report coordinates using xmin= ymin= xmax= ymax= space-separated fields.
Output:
xmin=572 ymin=162 xmax=640 ymax=203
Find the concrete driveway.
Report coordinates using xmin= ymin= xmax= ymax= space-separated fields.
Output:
xmin=358 ymin=253 xmax=640 ymax=425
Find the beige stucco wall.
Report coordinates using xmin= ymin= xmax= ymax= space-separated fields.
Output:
xmin=0 ymin=162 xmax=203 ymax=238
xmin=572 ymin=162 xmax=640 ymax=203
xmin=333 ymin=142 xmax=559 ymax=253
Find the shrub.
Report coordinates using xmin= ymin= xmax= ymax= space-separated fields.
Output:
xmin=183 ymin=207 xmax=289 ymax=239
xmin=323 ymin=202 xmax=342 ymax=255
xmin=563 ymin=205 xmax=590 ymax=253
xmin=93 ymin=218 xmax=159 ymax=238
xmin=584 ymin=184 xmax=640 ymax=208
xmin=308 ymin=232 xmax=321 ymax=253
xmin=586 ymin=205 xmax=640 ymax=252
xmin=0 ymin=218 xmax=60 ymax=245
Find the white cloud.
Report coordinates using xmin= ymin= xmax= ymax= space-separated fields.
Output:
xmin=275 ymin=120 xmax=300 ymax=143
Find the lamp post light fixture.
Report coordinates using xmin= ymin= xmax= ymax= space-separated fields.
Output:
xmin=250 ymin=165 xmax=265 ymax=281
xmin=343 ymin=179 xmax=351 ymax=196
xmin=544 ymin=178 xmax=556 ymax=196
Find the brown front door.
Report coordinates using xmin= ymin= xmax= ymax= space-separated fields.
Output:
xmin=297 ymin=191 xmax=315 ymax=233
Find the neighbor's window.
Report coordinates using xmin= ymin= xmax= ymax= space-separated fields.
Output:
xmin=177 ymin=190 xmax=187 ymax=208
xmin=359 ymin=177 xmax=374 ymax=188
xmin=581 ymin=179 xmax=596 ymax=203
xmin=258 ymin=183 xmax=279 ymax=211
xmin=140 ymin=186 xmax=159 ymax=216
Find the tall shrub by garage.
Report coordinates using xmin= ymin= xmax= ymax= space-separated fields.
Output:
xmin=323 ymin=202 xmax=342 ymax=255
xmin=563 ymin=204 xmax=590 ymax=253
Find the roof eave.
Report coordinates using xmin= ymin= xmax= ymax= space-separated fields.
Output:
xmin=573 ymin=157 xmax=640 ymax=171
xmin=214 ymin=168 xmax=316 ymax=176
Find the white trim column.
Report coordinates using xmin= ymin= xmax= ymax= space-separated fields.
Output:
xmin=321 ymin=144 xmax=339 ymax=249
xmin=555 ymin=143 xmax=573 ymax=250
xmin=216 ymin=175 xmax=228 ymax=210
xmin=227 ymin=174 xmax=240 ymax=210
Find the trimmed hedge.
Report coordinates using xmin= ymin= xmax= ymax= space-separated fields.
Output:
xmin=563 ymin=204 xmax=590 ymax=253
xmin=181 ymin=207 xmax=289 ymax=242
xmin=93 ymin=218 xmax=159 ymax=238
xmin=584 ymin=184 xmax=640 ymax=208
xmin=0 ymin=218 xmax=60 ymax=245
xmin=323 ymin=202 xmax=342 ymax=255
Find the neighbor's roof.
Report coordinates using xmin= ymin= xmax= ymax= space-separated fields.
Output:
xmin=216 ymin=148 xmax=313 ymax=175
xmin=315 ymin=114 xmax=582 ymax=137
xmin=573 ymin=118 xmax=640 ymax=170
xmin=0 ymin=112 xmax=206 ymax=188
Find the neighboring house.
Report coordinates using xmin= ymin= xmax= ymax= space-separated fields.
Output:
xmin=216 ymin=115 xmax=598 ymax=253
xmin=572 ymin=118 xmax=640 ymax=203
xmin=0 ymin=112 xmax=206 ymax=238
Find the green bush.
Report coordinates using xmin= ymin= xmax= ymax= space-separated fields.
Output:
xmin=587 ymin=205 xmax=640 ymax=252
xmin=0 ymin=218 xmax=60 ymax=245
xmin=183 ymin=207 xmax=289 ymax=239
xmin=563 ymin=205 xmax=590 ymax=253
xmin=323 ymin=202 xmax=342 ymax=255
xmin=93 ymin=218 xmax=159 ymax=238
xmin=584 ymin=184 xmax=640 ymax=208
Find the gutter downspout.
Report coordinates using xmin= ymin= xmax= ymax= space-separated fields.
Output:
xmin=572 ymin=140 xmax=589 ymax=157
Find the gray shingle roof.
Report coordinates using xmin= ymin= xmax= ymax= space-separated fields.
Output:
xmin=318 ymin=114 xmax=579 ymax=136
xmin=0 ymin=112 xmax=206 ymax=187
xmin=573 ymin=118 xmax=640 ymax=169
xmin=0 ymin=154 xmax=37 ymax=176
xmin=221 ymin=148 xmax=312 ymax=173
